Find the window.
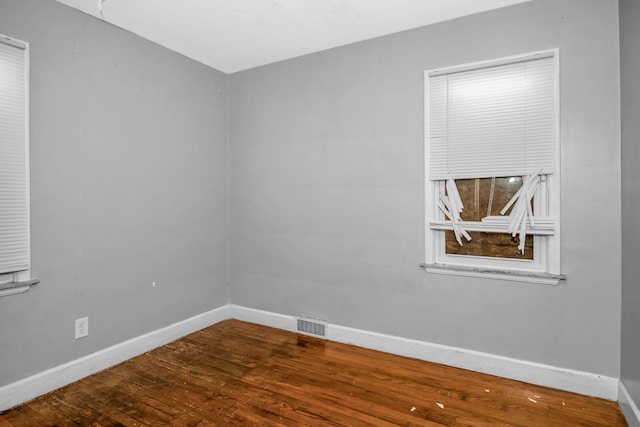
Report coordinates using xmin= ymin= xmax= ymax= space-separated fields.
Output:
xmin=423 ymin=50 xmax=563 ymax=285
xmin=0 ymin=34 xmax=36 ymax=296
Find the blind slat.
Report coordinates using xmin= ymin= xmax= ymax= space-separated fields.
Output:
xmin=428 ymin=53 xmax=557 ymax=180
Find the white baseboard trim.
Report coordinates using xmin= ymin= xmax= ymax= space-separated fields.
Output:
xmin=230 ymin=305 xmax=619 ymax=400
xmin=619 ymin=381 xmax=640 ymax=427
xmin=230 ymin=304 xmax=295 ymax=331
xmin=0 ymin=304 xmax=231 ymax=412
xmin=0 ymin=303 xmax=620 ymax=413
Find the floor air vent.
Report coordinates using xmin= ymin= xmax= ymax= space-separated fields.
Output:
xmin=296 ymin=317 xmax=328 ymax=338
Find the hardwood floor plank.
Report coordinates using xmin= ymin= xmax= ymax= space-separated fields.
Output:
xmin=240 ymin=371 xmax=448 ymax=426
xmin=12 ymin=398 xmax=79 ymax=427
xmin=242 ymin=344 xmax=520 ymax=426
xmin=2 ymin=403 xmax=68 ymax=427
xmin=0 ymin=319 xmax=627 ymax=426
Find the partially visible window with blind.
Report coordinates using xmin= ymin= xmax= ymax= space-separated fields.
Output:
xmin=423 ymin=50 xmax=562 ymax=285
xmin=0 ymin=34 xmax=35 ymax=296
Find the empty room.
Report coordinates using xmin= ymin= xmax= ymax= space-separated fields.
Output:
xmin=0 ymin=0 xmax=639 ymax=425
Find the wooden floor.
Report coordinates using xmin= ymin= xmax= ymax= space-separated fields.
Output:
xmin=0 ymin=320 xmax=627 ymax=426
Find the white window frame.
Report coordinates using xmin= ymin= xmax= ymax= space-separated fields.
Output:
xmin=0 ymin=34 xmax=35 ymax=296
xmin=423 ymin=50 xmax=562 ymax=285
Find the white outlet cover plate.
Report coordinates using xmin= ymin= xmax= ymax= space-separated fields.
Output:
xmin=75 ymin=317 xmax=89 ymax=339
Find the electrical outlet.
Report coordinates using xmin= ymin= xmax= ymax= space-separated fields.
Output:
xmin=75 ymin=317 xmax=89 ymax=339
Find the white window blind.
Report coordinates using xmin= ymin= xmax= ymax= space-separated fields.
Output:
xmin=428 ymin=52 xmax=557 ymax=180
xmin=0 ymin=37 xmax=29 ymax=275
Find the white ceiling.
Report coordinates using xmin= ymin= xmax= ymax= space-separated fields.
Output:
xmin=55 ymin=0 xmax=531 ymax=73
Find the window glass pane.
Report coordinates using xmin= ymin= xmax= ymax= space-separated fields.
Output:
xmin=454 ymin=176 xmax=524 ymax=220
xmin=446 ymin=231 xmax=534 ymax=260
xmin=445 ymin=176 xmax=534 ymax=260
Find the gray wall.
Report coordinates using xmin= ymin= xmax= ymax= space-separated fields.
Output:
xmin=0 ymin=0 xmax=624 ymax=392
xmin=229 ymin=0 xmax=622 ymax=376
xmin=620 ymin=0 xmax=640 ymax=408
xmin=0 ymin=0 xmax=229 ymax=386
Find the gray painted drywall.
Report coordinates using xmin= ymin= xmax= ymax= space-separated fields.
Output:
xmin=620 ymin=0 xmax=640 ymax=409
xmin=229 ymin=0 xmax=621 ymax=376
xmin=0 ymin=0 xmax=228 ymax=386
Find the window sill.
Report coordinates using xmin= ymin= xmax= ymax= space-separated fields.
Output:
xmin=420 ymin=263 xmax=566 ymax=285
xmin=0 ymin=279 xmax=39 ymax=297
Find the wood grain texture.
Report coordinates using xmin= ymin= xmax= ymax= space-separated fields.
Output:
xmin=0 ymin=319 xmax=627 ymax=426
